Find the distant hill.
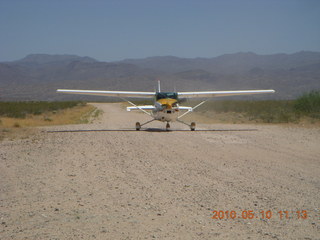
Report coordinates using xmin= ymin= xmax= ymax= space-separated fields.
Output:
xmin=15 ymin=54 xmax=97 ymax=65
xmin=121 ymin=51 xmax=320 ymax=74
xmin=1 ymin=52 xmax=320 ymax=101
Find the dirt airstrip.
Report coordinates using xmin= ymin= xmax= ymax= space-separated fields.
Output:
xmin=0 ymin=103 xmax=319 ymax=239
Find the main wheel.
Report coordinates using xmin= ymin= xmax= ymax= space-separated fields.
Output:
xmin=166 ymin=123 xmax=170 ymax=131
xmin=190 ymin=122 xmax=196 ymax=131
xmin=135 ymin=122 xmax=141 ymax=131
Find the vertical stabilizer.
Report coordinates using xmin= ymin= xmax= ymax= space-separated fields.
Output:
xmin=158 ymin=80 xmax=161 ymax=92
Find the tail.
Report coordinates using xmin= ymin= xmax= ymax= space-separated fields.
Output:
xmin=158 ymin=80 xmax=161 ymax=92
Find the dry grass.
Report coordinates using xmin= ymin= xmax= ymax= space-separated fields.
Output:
xmin=0 ymin=104 xmax=95 ymax=128
xmin=0 ymin=104 xmax=96 ymax=141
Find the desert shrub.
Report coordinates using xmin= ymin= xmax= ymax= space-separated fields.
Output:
xmin=294 ymin=90 xmax=320 ymax=118
xmin=199 ymin=100 xmax=298 ymax=123
xmin=0 ymin=101 xmax=85 ymax=118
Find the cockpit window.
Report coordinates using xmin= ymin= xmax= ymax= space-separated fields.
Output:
xmin=156 ymin=92 xmax=178 ymax=100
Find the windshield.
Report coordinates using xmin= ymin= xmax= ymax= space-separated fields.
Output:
xmin=156 ymin=92 xmax=178 ymax=100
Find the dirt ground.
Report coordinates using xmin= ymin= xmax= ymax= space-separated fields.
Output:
xmin=1 ymin=103 xmax=319 ymax=240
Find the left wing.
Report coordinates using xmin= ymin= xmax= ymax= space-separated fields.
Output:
xmin=178 ymin=89 xmax=275 ymax=98
xmin=57 ymin=89 xmax=155 ymax=98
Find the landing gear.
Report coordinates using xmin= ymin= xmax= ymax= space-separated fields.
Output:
xmin=135 ymin=119 xmax=156 ymax=130
xmin=166 ymin=122 xmax=170 ymax=131
xmin=190 ymin=122 xmax=196 ymax=131
xmin=135 ymin=120 xmax=195 ymax=131
xmin=177 ymin=119 xmax=196 ymax=131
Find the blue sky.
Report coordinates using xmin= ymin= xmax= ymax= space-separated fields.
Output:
xmin=0 ymin=0 xmax=319 ymax=61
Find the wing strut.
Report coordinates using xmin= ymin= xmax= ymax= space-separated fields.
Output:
xmin=178 ymin=100 xmax=208 ymax=119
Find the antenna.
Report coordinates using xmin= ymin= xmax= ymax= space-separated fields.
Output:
xmin=158 ymin=80 xmax=161 ymax=92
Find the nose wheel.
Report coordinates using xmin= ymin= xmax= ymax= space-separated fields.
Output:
xmin=166 ymin=122 xmax=170 ymax=131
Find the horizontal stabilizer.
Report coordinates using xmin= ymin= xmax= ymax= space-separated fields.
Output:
xmin=127 ymin=106 xmax=156 ymax=111
xmin=178 ymin=106 xmax=193 ymax=111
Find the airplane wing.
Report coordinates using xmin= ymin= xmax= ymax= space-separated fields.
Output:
xmin=57 ymin=89 xmax=155 ymax=98
xmin=127 ymin=106 xmax=156 ymax=111
xmin=57 ymin=89 xmax=275 ymax=99
xmin=178 ymin=89 xmax=275 ymax=98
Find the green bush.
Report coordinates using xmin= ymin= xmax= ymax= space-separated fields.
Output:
xmin=294 ymin=91 xmax=320 ymax=117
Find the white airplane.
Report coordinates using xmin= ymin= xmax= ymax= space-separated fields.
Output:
xmin=57 ymin=82 xmax=275 ymax=131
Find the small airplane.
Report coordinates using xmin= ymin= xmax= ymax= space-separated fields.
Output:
xmin=57 ymin=82 xmax=275 ymax=131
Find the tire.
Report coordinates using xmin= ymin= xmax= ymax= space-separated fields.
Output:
xmin=136 ymin=122 xmax=141 ymax=131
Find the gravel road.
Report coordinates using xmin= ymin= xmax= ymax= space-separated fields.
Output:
xmin=1 ymin=103 xmax=319 ymax=239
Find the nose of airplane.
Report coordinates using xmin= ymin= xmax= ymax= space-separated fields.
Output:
xmin=157 ymin=99 xmax=177 ymax=110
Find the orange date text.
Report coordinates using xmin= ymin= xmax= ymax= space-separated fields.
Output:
xmin=211 ymin=210 xmax=308 ymax=220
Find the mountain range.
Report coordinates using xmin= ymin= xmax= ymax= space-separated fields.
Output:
xmin=1 ymin=51 xmax=320 ymax=101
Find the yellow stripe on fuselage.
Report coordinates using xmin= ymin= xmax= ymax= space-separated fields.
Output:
xmin=157 ymin=98 xmax=177 ymax=109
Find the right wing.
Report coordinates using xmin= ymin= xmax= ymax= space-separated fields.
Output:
xmin=57 ymin=89 xmax=155 ymax=98
xmin=178 ymin=89 xmax=275 ymax=98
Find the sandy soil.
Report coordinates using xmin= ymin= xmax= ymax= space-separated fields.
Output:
xmin=1 ymin=103 xmax=319 ymax=240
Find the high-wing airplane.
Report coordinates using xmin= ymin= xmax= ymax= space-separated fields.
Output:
xmin=57 ymin=82 xmax=275 ymax=131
